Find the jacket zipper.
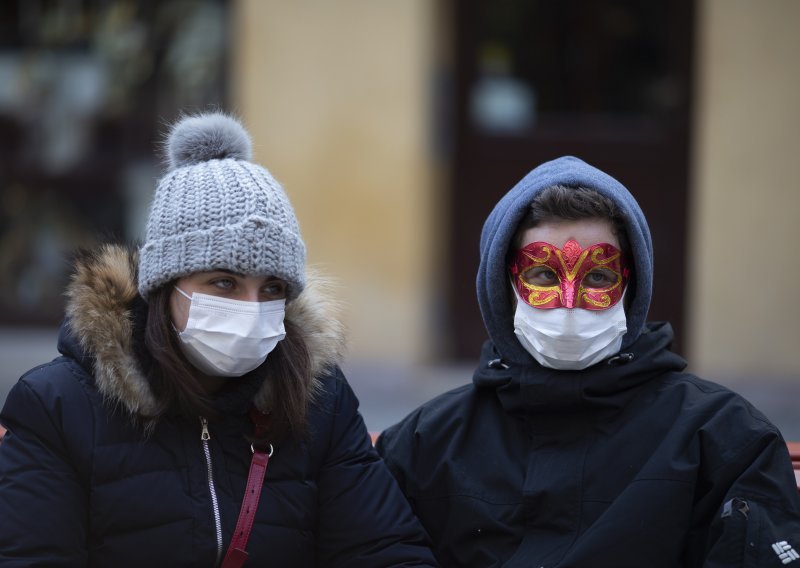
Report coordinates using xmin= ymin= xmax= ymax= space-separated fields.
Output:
xmin=200 ymin=416 xmax=224 ymax=566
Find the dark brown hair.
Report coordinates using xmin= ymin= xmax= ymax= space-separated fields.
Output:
xmin=143 ymin=284 xmax=312 ymax=442
xmin=514 ymin=185 xmax=630 ymax=257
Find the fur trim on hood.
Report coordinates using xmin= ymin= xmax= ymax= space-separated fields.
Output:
xmin=64 ymin=244 xmax=346 ymax=418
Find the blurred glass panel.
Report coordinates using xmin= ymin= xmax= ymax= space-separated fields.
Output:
xmin=0 ymin=0 xmax=230 ymax=325
xmin=469 ymin=0 xmax=685 ymax=134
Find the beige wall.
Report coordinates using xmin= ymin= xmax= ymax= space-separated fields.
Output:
xmin=689 ymin=0 xmax=800 ymax=376
xmin=233 ymin=1 xmax=439 ymax=362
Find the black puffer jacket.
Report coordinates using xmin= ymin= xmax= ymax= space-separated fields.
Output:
xmin=0 ymin=246 xmax=437 ymax=567
xmin=378 ymin=323 xmax=800 ymax=567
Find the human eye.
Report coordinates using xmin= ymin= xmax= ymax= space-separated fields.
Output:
xmin=210 ymin=277 xmax=235 ymax=290
xmin=261 ymin=279 xmax=287 ymax=300
xmin=583 ymin=269 xmax=616 ymax=288
xmin=522 ymin=267 xmax=558 ymax=287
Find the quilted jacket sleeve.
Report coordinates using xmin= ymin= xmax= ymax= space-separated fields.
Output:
xmin=314 ymin=370 xmax=438 ymax=567
xmin=0 ymin=362 xmax=92 ymax=567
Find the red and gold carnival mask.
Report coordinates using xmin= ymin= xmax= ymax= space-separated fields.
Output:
xmin=509 ymin=240 xmax=629 ymax=310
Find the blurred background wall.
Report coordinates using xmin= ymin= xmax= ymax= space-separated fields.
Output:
xmin=234 ymin=0 xmax=441 ymax=363
xmin=1 ymin=0 xmax=798 ymax=435
xmin=688 ymin=0 xmax=800 ymax=380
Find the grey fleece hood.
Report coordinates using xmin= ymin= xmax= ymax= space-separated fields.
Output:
xmin=477 ymin=156 xmax=653 ymax=366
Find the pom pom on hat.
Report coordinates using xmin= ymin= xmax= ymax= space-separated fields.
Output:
xmin=166 ymin=112 xmax=253 ymax=171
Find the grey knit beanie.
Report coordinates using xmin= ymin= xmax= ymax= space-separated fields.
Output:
xmin=137 ymin=112 xmax=306 ymax=300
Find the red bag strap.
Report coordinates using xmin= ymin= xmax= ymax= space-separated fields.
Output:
xmin=220 ymin=408 xmax=273 ymax=568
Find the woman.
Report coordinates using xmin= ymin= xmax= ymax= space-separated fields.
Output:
xmin=0 ymin=113 xmax=437 ymax=567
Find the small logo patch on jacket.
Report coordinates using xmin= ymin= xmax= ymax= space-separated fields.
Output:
xmin=772 ymin=541 xmax=799 ymax=564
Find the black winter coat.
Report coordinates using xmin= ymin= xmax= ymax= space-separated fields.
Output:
xmin=0 ymin=246 xmax=437 ymax=567
xmin=377 ymin=323 xmax=800 ymax=567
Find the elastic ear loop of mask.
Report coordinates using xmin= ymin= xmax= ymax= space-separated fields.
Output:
xmin=173 ymin=286 xmax=192 ymax=334
xmin=175 ymin=286 xmax=192 ymax=300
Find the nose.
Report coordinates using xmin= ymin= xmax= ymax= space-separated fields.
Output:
xmin=239 ymin=283 xmax=262 ymax=302
xmin=243 ymin=290 xmax=261 ymax=302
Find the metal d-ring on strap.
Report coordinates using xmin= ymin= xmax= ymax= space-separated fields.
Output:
xmin=250 ymin=443 xmax=274 ymax=457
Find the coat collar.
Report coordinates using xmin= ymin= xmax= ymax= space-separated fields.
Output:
xmin=62 ymin=244 xmax=346 ymax=419
xmin=472 ymin=322 xmax=687 ymax=415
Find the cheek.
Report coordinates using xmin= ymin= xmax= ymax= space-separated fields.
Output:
xmin=169 ymin=290 xmax=190 ymax=332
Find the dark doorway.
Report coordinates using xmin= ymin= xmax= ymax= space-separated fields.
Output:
xmin=446 ymin=0 xmax=695 ymax=359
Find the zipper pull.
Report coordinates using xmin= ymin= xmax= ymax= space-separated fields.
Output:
xmin=200 ymin=417 xmax=211 ymax=441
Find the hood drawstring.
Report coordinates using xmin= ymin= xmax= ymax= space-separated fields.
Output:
xmin=488 ymin=358 xmax=510 ymax=370
xmin=607 ymin=352 xmax=635 ymax=366
xmin=489 ymin=353 xmax=634 ymax=369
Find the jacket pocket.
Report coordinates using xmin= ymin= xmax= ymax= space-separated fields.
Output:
xmin=711 ymin=495 xmax=800 ymax=567
xmin=711 ymin=496 xmax=772 ymax=567
xmin=720 ymin=498 xmax=753 ymax=565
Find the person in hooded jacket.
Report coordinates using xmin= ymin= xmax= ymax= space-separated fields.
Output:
xmin=376 ymin=156 xmax=800 ymax=567
xmin=0 ymin=112 xmax=438 ymax=567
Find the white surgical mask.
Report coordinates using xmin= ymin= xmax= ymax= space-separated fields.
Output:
xmin=513 ymin=289 xmax=627 ymax=370
xmin=174 ymin=287 xmax=286 ymax=377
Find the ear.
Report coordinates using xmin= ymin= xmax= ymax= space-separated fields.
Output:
xmin=169 ymin=287 xmax=191 ymax=333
